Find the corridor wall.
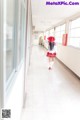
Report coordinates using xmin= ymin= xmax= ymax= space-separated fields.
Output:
xmin=5 ymin=0 xmax=32 ymax=120
xmin=25 ymin=0 xmax=32 ymax=93
xmin=57 ymin=44 xmax=80 ymax=77
xmin=5 ymin=0 xmax=27 ymax=119
xmin=0 ymin=0 xmax=32 ymax=120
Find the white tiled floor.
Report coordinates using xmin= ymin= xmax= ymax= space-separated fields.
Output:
xmin=21 ymin=45 xmax=80 ymax=120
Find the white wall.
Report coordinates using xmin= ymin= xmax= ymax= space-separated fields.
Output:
xmin=32 ymin=33 xmax=39 ymax=45
xmin=25 ymin=0 xmax=32 ymax=93
xmin=57 ymin=44 xmax=80 ymax=77
xmin=0 ymin=0 xmax=6 ymax=119
xmin=5 ymin=65 xmax=24 ymax=120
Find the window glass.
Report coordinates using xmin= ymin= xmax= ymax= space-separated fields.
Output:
xmin=6 ymin=0 xmax=15 ymax=80
xmin=61 ymin=31 xmax=65 ymax=37
xmin=55 ymin=26 xmax=61 ymax=32
xmin=70 ymin=28 xmax=80 ymax=37
xmin=56 ymin=37 xmax=62 ymax=43
xmin=69 ymin=38 xmax=80 ymax=47
xmin=61 ymin=24 xmax=65 ymax=31
xmin=71 ymin=18 xmax=80 ymax=28
xmin=55 ymin=31 xmax=61 ymax=37
xmin=50 ymin=29 xmax=54 ymax=36
xmin=46 ymin=31 xmax=50 ymax=39
xmin=55 ymin=24 xmax=65 ymax=43
xmin=69 ymin=18 xmax=80 ymax=47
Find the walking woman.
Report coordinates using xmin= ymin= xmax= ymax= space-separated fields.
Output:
xmin=46 ymin=36 xmax=56 ymax=70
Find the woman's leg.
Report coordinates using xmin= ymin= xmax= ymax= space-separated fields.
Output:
xmin=49 ymin=57 xmax=54 ymax=68
xmin=49 ymin=57 xmax=52 ymax=62
xmin=48 ymin=57 xmax=52 ymax=69
xmin=51 ymin=57 xmax=54 ymax=67
xmin=52 ymin=57 xmax=54 ymax=61
xmin=48 ymin=57 xmax=54 ymax=69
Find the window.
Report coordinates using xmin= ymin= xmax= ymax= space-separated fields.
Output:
xmin=46 ymin=31 xmax=50 ymax=40
xmin=69 ymin=18 xmax=80 ymax=48
xmin=55 ymin=24 xmax=65 ymax=43
xmin=50 ymin=29 xmax=54 ymax=36
xmin=6 ymin=0 xmax=26 ymax=85
xmin=6 ymin=0 xmax=15 ymax=80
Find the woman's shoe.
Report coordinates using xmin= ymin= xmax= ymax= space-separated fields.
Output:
xmin=48 ymin=67 xmax=52 ymax=70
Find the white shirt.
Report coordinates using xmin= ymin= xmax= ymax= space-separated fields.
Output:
xmin=48 ymin=45 xmax=57 ymax=53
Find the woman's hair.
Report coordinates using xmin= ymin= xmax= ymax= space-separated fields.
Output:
xmin=49 ymin=42 xmax=55 ymax=50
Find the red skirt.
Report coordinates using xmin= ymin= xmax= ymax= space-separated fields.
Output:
xmin=46 ymin=52 xmax=56 ymax=57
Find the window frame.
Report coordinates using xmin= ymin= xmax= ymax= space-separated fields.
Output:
xmin=55 ymin=24 xmax=65 ymax=43
xmin=68 ymin=17 xmax=80 ymax=48
xmin=6 ymin=0 xmax=26 ymax=96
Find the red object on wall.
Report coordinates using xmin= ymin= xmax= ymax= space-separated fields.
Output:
xmin=62 ymin=34 xmax=68 ymax=46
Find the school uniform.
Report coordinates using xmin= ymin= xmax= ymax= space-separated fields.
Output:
xmin=47 ymin=45 xmax=56 ymax=58
xmin=46 ymin=36 xmax=56 ymax=58
xmin=46 ymin=36 xmax=57 ymax=69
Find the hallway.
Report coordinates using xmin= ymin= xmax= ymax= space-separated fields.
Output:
xmin=21 ymin=45 xmax=80 ymax=120
xmin=1 ymin=0 xmax=80 ymax=120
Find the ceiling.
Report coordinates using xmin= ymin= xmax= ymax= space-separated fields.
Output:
xmin=31 ymin=0 xmax=80 ymax=32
